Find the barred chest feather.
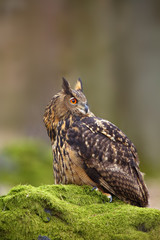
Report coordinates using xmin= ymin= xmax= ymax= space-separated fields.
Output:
xmin=52 ymin=116 xmax=96 ymax=187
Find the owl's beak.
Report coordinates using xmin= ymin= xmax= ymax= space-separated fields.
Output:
xmin=85 ymin=104 xmax=89 ymax=113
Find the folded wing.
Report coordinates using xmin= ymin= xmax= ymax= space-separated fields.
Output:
xmin=67 ymin=116 xmax=149 ymax=207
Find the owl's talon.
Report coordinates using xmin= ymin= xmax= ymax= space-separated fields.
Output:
xmin=92 ymin=188 xmax=112 ymax=202
xmin=103 ymin=193 xmax=112 ymax=203
xmin=92 ymin=186 xmax=98 ymax=191
xmin=108 ymin=195 xmax=112 ymax=203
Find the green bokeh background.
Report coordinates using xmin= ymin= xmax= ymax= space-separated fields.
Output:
xmin=0 ymin=140 xmax=53 ymax=187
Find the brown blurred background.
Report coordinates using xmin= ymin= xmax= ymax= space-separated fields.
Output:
xmin=0 ymin=0 xmax=160 ymax=208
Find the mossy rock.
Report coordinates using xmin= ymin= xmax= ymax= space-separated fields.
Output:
xmin=0 ymin=185 xmax=160 ymax=240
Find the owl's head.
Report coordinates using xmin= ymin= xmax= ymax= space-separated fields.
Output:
xmin=43 ymin=78 xmax=91 ymax=132
xmin=60 ymin=78 xmax=89 ymax=116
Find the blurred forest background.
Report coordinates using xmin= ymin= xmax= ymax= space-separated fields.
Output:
xmin=0 ymin=0 xmax=160 ymax=208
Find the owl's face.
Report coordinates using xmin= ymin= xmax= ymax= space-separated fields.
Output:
xmin=62 ymin=78 xmax=89 ymax=116
xmin=43 ymin=78 xmax=91 ymax=130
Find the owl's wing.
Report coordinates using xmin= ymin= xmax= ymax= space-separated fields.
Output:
xmin=67 ymin=116 xmax=148 ymax=207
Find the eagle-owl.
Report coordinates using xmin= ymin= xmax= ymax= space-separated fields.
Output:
xmin=43 ymin=78 xmax=149 ymax=207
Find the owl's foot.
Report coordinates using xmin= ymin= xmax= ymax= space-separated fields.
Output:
xmin=92 ymin=187 xmax=112 ymax=203
xmin=103 ymin=193 xmax=112 ymax=203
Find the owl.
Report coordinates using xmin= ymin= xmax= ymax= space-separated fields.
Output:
xmin=43 ymin=78 xmax=149 ymax=207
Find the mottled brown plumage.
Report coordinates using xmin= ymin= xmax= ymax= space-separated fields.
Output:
xmin=43 ymin=78 xmax=149 ymax=207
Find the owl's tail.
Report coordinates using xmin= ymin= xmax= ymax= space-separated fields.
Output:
xmin=100 ymin=166 xmax=149 ymax=207
xmin=133 ymin=168 xmax=149 ymax=207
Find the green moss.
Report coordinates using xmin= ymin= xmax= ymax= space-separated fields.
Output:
xmin=0 ymin=185 xmax=160 ymax=240
xmin=0 ymin=140 xmax=53 ymax=186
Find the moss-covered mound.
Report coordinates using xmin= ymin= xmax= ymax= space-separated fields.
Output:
xmin=0 ymin=185 xmax=160 ymax=240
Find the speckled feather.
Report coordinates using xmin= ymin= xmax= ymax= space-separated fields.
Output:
xmin=43 ymin=78 xmax=149 ymax=207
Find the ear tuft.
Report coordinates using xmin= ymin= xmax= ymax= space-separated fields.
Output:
xmin=75 ymin=78 xmax=83 ymax=92
xmin=62 ymin=78 xmax=72 ymax=94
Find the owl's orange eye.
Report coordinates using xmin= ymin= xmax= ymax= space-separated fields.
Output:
xmin=70 ymin=97 xmax=77 ymax=104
